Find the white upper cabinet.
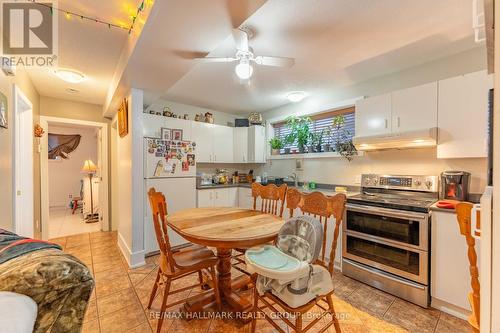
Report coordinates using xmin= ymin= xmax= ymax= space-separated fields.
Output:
xmin=248 ymin=125 xmax=266 ymax=163
xmin=437 ymin=70 xmax=492 ymax=159
xmin=212 ymin=125 xmax=234 ymax=163
xmin=192 ymin=122 xmax=214 ymax=163
xmin=391 ymin=82 xmax=438 ymax=133
xmin=355 ymin=93 xmax=392 ymax=137
xmin=233 ymin=127 xmax=248 ymax=163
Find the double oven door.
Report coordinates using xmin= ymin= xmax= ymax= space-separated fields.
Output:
xmin=343 ymin=203 xmax=430 ymax=285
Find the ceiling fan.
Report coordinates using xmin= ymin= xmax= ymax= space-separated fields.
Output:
xmin=194 ymin=27 xmax=295 ymax=80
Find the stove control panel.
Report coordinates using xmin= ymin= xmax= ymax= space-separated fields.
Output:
xmin=361 ymin=174 xmax=438 ymax=192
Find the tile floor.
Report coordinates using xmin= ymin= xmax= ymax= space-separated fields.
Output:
xmin=48 ymin=231 xmax=472 ymax=333
xmin=48 ymin=206 xmax=101 ymax=238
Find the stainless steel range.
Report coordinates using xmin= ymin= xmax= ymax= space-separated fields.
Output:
xmin=342 ymin=174 xmax=438 ymax=307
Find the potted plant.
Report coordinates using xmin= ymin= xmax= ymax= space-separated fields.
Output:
xmin=331 ymin=115 xmax=357 ymax=161
xmin=322 ymin=127 xmax=332 ymax=152
xmin=286 ymin=116 xmax=311 ymax=153
xmin=269 ymin=137 xmax=284 ymax=155
xmin=308 ymin=131 xmax=323 ymax=153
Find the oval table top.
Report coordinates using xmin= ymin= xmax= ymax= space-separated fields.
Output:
xmin=167 ymin=207 xmax=283 ymax=248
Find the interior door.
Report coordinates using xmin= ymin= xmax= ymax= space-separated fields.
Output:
xmin=354 ymin=93 xmax=392 ymax=137
xmin=96 ymin=128 xmax=103 ymax=230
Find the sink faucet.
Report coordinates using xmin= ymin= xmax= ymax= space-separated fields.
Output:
xmin=288 ymin=173 xmax=298 ymax=187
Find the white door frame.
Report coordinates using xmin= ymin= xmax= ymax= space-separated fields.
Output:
xmin=39 ymin=116 xmax=109 ymax=240
xmin=13 ymin=85 xmax=34 ymax=238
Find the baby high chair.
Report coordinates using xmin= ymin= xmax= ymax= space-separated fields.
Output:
xmin=245 ymin=215 xmax=333 ymax=308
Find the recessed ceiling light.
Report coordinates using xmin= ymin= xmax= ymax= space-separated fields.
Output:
xmin=287 ymin=91 xmax=307 ymax=103
xmin=54 ymin=69 xmax=85 ymax=83
xmin=66 ymin=88 xmax=79 ymax=93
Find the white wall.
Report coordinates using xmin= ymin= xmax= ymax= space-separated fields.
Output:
xmin=145 ymin=99 xmax=240 ymax=126
xmin=48 ymin=124 xmax=97 ymax=207
xmin=116 ymin=88 xmax=145 ymax=268
xmin=259 ymin=48 xmax=488 ymax=195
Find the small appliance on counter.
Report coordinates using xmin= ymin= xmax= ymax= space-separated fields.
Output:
xmin=214 ymin=169 xmax=229 ymax=184
xmin=199 ymin=173 xmax=213 ymax=186
xmin=440 ymin=171 xmax=471 ymax=201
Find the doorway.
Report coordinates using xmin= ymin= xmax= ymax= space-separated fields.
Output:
xmin=40 ymin=116 xmax=109 ymax=240
xmin=13 ymin=85 xmax=33 ymax=238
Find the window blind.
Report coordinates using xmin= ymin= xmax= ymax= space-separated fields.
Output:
xmin=272 ymin=107 xmax=355 ymax=151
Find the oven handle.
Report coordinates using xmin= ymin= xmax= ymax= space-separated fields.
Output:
xmin=346 ymin=203 xmax=429 ymax=221
xmin=343 ymin=259 xmax=426 ymax=290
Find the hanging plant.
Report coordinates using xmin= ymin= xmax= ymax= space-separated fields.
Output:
xmin=331 ymin=115 xmax=357 ymax=161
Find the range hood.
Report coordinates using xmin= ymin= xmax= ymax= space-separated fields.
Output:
xmin=353 ymin=128 xmax=438 ymax=151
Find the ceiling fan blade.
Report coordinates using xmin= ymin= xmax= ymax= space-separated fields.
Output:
xmin=195 ymin=57 xmax=238 ymax=63
xmin=232 ymin=28 xmax=249 ymax=52
xmin=253 ymin=56 xmax=295 ymax=68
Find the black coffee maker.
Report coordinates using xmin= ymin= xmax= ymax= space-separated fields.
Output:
xmin=440 ymin=171 xmax=471 ymax=201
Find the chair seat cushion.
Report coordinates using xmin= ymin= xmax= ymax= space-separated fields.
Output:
xmin=0 ymin=292 xmax=37 ymax=333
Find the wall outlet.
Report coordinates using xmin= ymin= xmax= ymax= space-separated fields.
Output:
xmin=68 ymin=194 xmax=73 ymax=198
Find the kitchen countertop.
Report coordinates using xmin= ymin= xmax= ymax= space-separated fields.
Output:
xmin=429 ymin=203 xmax=456 ymax=213
xmin=196 ymin=182 xmax=359 ymax=197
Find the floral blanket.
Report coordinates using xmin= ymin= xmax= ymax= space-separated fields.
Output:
xmin=0 ymin=231 xmax=94 ymax=333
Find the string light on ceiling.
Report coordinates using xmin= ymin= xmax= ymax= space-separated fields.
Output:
xmin=27 ymin=0 xmax=153 ymax=34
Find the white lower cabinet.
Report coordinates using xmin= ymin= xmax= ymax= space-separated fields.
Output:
xmin=431 ymin=210 xmax=476 ymax=311
xmin=197 ymin=188 xmax=239 ymax=207
xmin=238 ymin=187 xmax=253 ymax=209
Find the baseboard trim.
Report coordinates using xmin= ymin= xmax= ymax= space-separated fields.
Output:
xmin=431 ymin=297 xmax=471 ymax=320
xmin=117 ymin=232 xmax=146 ymax=268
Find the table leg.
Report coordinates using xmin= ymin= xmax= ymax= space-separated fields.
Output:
xmin=183 ymin=248 xmax=252 ymax=320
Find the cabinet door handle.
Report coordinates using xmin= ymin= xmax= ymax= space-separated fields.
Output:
xmin=210 ymin=192 xmax=213 ymax=200
xmin=214 ymin=154 xmax=217 ymax=162
xmin=397 ymin=116 xmax=400 ymax=128
xmin=243 ymin=154 xmax=246 ymax=162
xmin=384 ymin=118 xmax=388 ymax=129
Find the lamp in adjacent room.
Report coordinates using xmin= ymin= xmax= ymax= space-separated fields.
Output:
xmin=81 ymin=159 xmax=98 ymax=223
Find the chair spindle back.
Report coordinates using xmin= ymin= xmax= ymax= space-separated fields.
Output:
xmin=252 ymin=183 xmax=288 ymax=217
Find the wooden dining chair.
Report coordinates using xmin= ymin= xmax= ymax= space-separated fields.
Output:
xmin=456 ymin=202 xmax=480 ymax=333
xmin=147 ymin=188 xmax=221 ymax=333
xmin=252 ymin=182 xmax=288 ymax=217
xmin=250 ymin=189 xmax=346 ymax=333
xmin=232 ymin=183 xmax=287 ymax=272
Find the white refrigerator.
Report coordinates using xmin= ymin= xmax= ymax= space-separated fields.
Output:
xmin=144 ymin=137 xmax=196 ymax=254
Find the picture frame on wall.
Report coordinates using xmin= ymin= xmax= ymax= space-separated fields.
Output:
xmin=118 ymin=98 xmax=128 ymax=137
xmin=161 ymin=128 xmax=172 ymax=141
xmin=172 ymin=129 xmax=183 ymax=141
xmin=0 ymin=91 xmax=7 ymax=129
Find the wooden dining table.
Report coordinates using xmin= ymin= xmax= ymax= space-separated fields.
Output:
xmin=167 ymin=207 xmax=283 ymax=315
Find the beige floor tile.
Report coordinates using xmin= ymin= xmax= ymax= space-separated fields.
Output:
xmin=84 ymin=300 xmax=98 ymax=323
xmin=127 ymin=322 xmax=153 ymax=333
xmin=383 ymin=299 xmax=440 ymax=333
xmin=81 ymin=319 xmax=100 ymax=333
xmin=97 ymin=288 xmax=142 ymax=317
xmin=168 ymin=317 xmax=213 ymax=333
xmin=207 ymin=318 xmax=249 ymax=333
xmin=434 ymin=312 xmax=472 ymax=333
xmin=95 ymin=270 xmax=132 ymax=298
xmin=99 ymin=302 xmax=147 ymax=333
xmin=66 ymin=233 xmax=91 ymax=248
xmin=93 ymin=258 xmax=126 ymax=274
xmin=346 ymin=283 xmax=395 ymax=319
xmin=49 ymin=236 xmax=67 ymax=248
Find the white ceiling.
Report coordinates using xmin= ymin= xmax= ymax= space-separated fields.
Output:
xmin=26 ymin=0 xmax=483 ymax=115
xmin=26 ymin=0 xmax=133 ymax=105
xmin=161 ymin=0 xmax=481 ymax=114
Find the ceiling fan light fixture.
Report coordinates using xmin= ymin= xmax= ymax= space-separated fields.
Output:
xmin=287 ymin=91 xmax=307 ymax=103
xmin=54 ymin=69 xmax=85 ymax=83
xmin=235 ymin=61 xmax=253 ymax=80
